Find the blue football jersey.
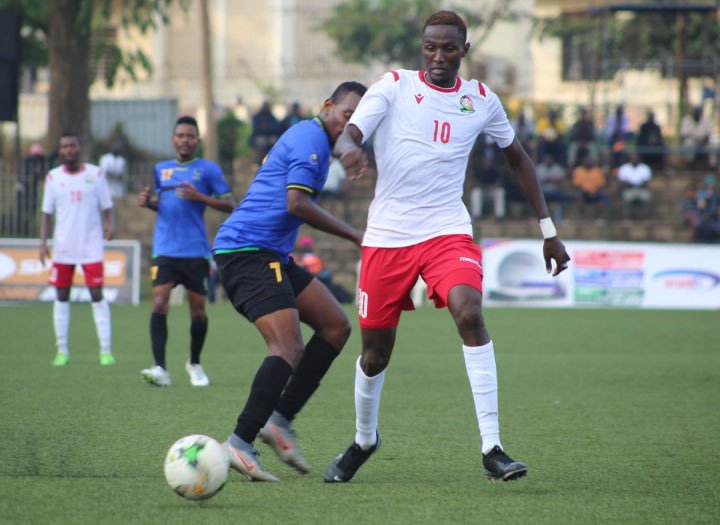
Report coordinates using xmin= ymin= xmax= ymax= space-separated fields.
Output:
xmin=213 ymin=118 xmax=331 ymax=261
xmin=152 ymin=157 xmax=231 ymax=258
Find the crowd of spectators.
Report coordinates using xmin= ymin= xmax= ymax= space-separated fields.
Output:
xmin=466 ymin=102 xmax=719 ymax=242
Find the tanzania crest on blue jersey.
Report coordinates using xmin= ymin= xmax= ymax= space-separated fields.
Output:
xmin=309 ymin=153 xmax=319 ymax=165
xmin=459 ymin=95 xmax=475 ymax=113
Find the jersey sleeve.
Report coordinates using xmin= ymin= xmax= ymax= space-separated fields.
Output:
xmin=285 ymin=132 xmax=327 ymax=194
xmin=207 ymin=163 xmax=232 ymax=198
xmin=482 ymin=88 xmax=516 ymax=149
xmin=41 ymin=174 xmax=55 ymax=214
xmin=97 ymin=169 xmax=114 ymax=210
xmin=348 ymin=71 xmax=398 ymax=144
xmin=153 ymin=164 xmax=162 ymax=192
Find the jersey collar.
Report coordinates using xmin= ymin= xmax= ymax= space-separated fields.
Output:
xmin=418 ymin=70 xmax=462 ymax=93
xmin=174 ymin=156 xmax=199 ymax=165
xmin=313 ymin=116 xmax=333 ymax=147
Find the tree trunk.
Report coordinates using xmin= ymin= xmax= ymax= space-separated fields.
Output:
xmin=47 ymin=0 xmax=92 ymax=156
xmin=199 ymin=0 xmax=218 ymax=163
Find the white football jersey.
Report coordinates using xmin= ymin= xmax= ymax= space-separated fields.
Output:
xmin=41 ymin=163 xmax=113 ymax=264
xmin=350 ymin=69 xmax=515 ymax=247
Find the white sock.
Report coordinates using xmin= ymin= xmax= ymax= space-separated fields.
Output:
xmin=53 ymin=300 xmax=70 ymax=354
xmin=463 ymin=341 xmax=502 ymax=454
xmin=91 ymin=299 xmax=112 ymax=354
xmin=354 ymin=357 xmax=385 ymax=450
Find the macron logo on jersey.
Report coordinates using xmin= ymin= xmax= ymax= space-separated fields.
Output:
xmin=414 ymin=94 xmax=424 ymax=104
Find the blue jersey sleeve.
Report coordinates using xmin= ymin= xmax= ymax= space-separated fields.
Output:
xmin=153 ymin=164 xmax=162 ymax=192
xmin=285 ymin=129 xmax=329 ymax=195
xmin=206 ymin=162 xmax=231 ymax=197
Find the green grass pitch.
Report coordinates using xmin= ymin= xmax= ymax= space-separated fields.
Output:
xmin=1 ymin=302 xmax=718 ymax=524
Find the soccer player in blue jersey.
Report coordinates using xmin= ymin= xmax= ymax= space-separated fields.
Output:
xmin=137 ymin=116 xmax=235 ymax=387
xmin=212 ymin=81 xmax=367 ymax=481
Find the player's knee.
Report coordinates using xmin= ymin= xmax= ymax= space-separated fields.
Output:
xmin=320 ymin=317 xmax=351 ymax=352
xmin=360 ymin=348 xmax=390 ymax=376
xmin=452 ymin=304 xmax=485 ymax=334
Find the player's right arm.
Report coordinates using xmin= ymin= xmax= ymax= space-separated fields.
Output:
xmin=335 ymin=71 xmax=397 ymax=180
xmin=39 ymin=173 xmax=54 ymax=264
xmin=334 ymin=125 xmax=367 ymax=180
xmin=137 ymin=186 xmax=159 ymax=212
xmin=286 ymin=188 xmax=363 ymax=247
xmin=39 ymin=213 xmax=52 ymax=265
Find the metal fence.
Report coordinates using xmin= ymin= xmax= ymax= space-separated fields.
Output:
xmin=0 ymin=159 xmax=236 ymax=238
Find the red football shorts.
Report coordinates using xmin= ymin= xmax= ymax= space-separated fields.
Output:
xmin=49 ymin=262 xmax=104 ymax=288
xmin=357 ymin=234 xmax=483 ymax=329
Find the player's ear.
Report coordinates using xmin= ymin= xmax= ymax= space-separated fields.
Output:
xmin=462 ymin=42 xmax=470 ymax=57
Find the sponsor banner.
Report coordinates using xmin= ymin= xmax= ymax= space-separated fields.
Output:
xmin=482 ymin=239 xmax=720 ymax=310
xmin=0 ymin=239 xmax=141 ymax=305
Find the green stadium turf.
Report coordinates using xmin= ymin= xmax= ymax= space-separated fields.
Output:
xmin=1 ymin=303 xmax=718 ymax=524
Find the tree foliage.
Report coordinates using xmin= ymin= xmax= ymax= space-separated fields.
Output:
xmin=319 ymin=0 xmax=522 ymax=69
xmin=535 ymin=5 xmax=719 ymax=79
xmin=0 ymin=0 xmax=188 ymax=87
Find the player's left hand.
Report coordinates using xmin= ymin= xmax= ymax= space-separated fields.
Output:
xmin=543 ymin=237 xmax=570 ymax=277
xmin=104 ymin=224 xmax=114 ymax=241
xmin=177 ymin=181 xmax=204 ymax=201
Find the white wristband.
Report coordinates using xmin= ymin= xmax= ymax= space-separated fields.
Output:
xmin=539 ymin=217 xmax=557 ymax=239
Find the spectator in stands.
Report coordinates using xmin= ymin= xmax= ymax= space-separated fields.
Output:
xmin=249 ymin=101 xmax=282 ymax=164
xmin=681 ymin=185 xmax=698 ymax=231
xmin=636 ymin=111 xmax=665 ymax=170
xmin=605 ymin=105 xmax=632 ymax=169
xmin=680 ymin=107 xmax=712 ymax=169
xmin=568 ymin=107 xmax=596 ymax=168
xmin=469 ymin=137 xmax=506 ymax=220
xmin=323 ymin=158 xmax=348 ymax=199
xmin=536 ymin=107 xmax=566 ymax=166
xmin=510 ymin=109 xmax=535 ymax=160
xmin=296 ymin=236 xmax=352 ymax=303
xmin=693 ymin=175 xmax=720 ymax=243
xmin=572 ymin=155 xmax=607 ymax=216
xmin=99 ymin=141 xmax=128 ymax=200
xmin=617 ymin=152 xmax=652 ymax=219
xmin=282 ymin=102 xmax=305 ymax=132
xmin=536 ymin=154 xmax=572 ymax=222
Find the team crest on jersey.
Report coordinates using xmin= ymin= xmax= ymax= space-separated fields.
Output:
xmin=193 ymin=169 xmax=202 ymax=180
xmin=459 ymin=95 xmax=475 ymax=113
xmin=85 ymin=176 xmax=95 ymax=183
xmin=309 ymin=153 xmax=319 ymax=165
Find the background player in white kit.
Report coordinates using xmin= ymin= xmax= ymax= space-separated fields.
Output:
xmin=324 ymin=10 xmax=571 ymax=483
xmin=39 ymin=133 xmax=115 ymax=367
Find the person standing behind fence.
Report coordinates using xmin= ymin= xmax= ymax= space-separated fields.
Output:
xmin=39 ymin=133 xmax=115 ymax=367
xmin=137 ymin=116 xmax=235 ymax=387
xmin=99 ymin=141 xmax=128 ymax=201
xmin=249 ymin=101 xmax=282 ymax=164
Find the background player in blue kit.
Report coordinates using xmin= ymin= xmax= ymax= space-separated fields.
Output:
xmin=138 ymin=116 xmax=235 ymax=387
xmin=212 ymin=81 xmax=367 ymax=481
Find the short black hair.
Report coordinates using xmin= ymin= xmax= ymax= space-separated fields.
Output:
xmin=329 ymin=81 xmax=367 ymax=103
xmin=423 ymin=10 xmax=468 ymax=43
xmin=59 ymin=131 xmax=79 ymax=142
xmin=175 ymin=115 xmax=199 ymax=133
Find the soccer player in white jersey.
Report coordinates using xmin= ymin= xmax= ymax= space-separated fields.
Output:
xmin=324 ymin=10 xmax=571 ymax=483
xmin=39 ymin=133 xmax=115 ymax=367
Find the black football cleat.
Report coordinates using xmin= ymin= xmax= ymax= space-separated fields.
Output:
xmin=324 ymin=433 xmax=381 ymax=483
xmin=482 ymin=445 xmax=528 ymax=482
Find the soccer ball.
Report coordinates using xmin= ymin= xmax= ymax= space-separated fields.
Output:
xmin=164 ymin=434 xmax=230 ymax=500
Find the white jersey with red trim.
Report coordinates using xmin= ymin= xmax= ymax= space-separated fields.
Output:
xmin=41 ymin=163 xmax=113 ymax=264
xmin=350 ymin=69 xmax=515 ymax=247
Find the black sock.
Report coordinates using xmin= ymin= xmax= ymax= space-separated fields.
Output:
xmin=234 ymin=356 xmax=293 ymax=444
xmin=150 ymin=312 xmax=168 ymax=369
xmin=190 ymin=317 xmax=208 ymax=365
xmin=276 ymin=336 xmax=340 ymax=421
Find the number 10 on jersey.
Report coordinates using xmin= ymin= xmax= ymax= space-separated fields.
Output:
xmin=433 ymin=120 xmax=451 ymax=144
